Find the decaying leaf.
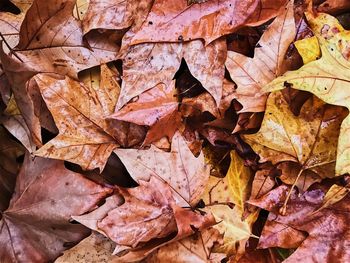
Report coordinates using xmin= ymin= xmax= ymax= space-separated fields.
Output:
xmin=226 ymin=0 xmax=295 ymax=113
xmin=34 ymin=65 xmax=144 ymax=171
xmin=201 ymin=151 xmax=257 ymax=256
xmin=244 ymin=91 xmax=347 ymax=183
xmin=264 ymin=12 xmax=350 ymax=175
xmin=250 ymin=185 xmax=350 ymax=262
xmin=114 ymin=132 xmax=210 ymax=207
xmin=130 ymin=0 xmax=288 ymax=45
xmin=73 ymin=176 xmax=215 ymax=259
xmin=0 ymin=153 xmax=112 ymax=262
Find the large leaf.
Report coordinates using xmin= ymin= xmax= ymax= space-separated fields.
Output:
xmin=118 ymin=39 xmax=226 ymax=107
xmin=201 ymin=151 xmax=257 ymax=255
xmin=34 ymin=65 xmax=144 ymax=171
xmin=114 ymin=132 xmax=210 ymax=207
xmin=0 ymin=153 xmax=112 ymax=263
xmin=243 ymin=91 xmax=347 ymax=181
xmin=73 ymin=176 xmax=215 ymax=259
xmin=226 ymin=0 xmax=296 ymax=113
xmin=130 ymin=0 xmax=288 ymax=45
xmin=264 ymin=12 xmax=350 ymax=175
xmin=250 ymin=185 xmax=350 ymax=262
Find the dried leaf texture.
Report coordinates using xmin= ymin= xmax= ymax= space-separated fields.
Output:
xmin=114 ymin=132 xmax=210 ymax=206
xmin=250 ymin=185 xmax=350 ymax=262
xmin=118 ymin=38 xmax=226 ymax=108
xmin=34 ymin=71 xmax=120 ymax=171
xmin=244 ymin=92 xmax=346 ymax=179
xmin=130 ymin=0 xmax=288 ymax=45
xmin=264 ymin=12 xmax=350 ymax=175
xmin=226 ymin=0 xmax=296 ymax=113
xmin=0 ymin=154 xmax=112 ymax=263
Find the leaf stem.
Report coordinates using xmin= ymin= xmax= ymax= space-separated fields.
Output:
xmin=279 ymin=167 xmax=304 ymax=215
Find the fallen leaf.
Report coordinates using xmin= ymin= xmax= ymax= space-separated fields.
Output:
xmin=33 ymin=66 xmax=143 ymax=171
xmin=130 ymin=0 xmax=288 ymax=45
xmin=118 ymin=38 xmax=226 ymax=108
xmin=225 ymin=0 xmax=296 ymax=113
xmin=145 ymin=228 xmax=225 ymax=263
xmin=250 ymin=185 xmax=350 ymax=262
xmin=264 ymin=12 xmax=350 ymax=175
xmin=110 ymin=82 xmax=182 ymax=145
xmin=74 ymin=176 xmax=215 ymax=258
xmin=0 ymin=153 xmax=112 ymax=262
xmin=55 ymin=232 xmax=116 ymax=263
xmin=201 ymin=152 xmax=257 ymax=255
xmin=294 ymin=36 xmax=321 ymax=64
xmin=114 ymin=132 xmax=210 ymax=207
xmin=244 ymin=91 xmax=347 ymax=181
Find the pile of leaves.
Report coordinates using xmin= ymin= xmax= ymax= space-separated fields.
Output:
xmin=1 ymin=0 xmax=350 ymax=262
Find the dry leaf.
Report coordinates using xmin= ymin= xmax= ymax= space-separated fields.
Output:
xmin=225 ymin=0 xmax=296 ymax=113
xmin=114 ymin=132 xmax=210 ymax=207
xmin=0 ymin=153 xmax=112 ymax=262
xmin=264 ymin=12 xmax=350 ymax=175
xmin=130 ymin=0 xmax=288 ymax=45
xmin=250 ymin=185 xmax=350 ymax=262
xmin=244 ymin=91 xmax=347 ymax=181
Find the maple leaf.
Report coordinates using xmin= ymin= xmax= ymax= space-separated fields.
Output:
xmin=110 ymin=82 xmax=182 ymax=145
xmin=0 ymin=153 xmax=112 ymax=262
xmin=249 ymin=185 xmax=350 ymax=262
xmin=73 ymin=176 xmax=215 ymax=259
xmin=264 ymin=12 xmax=350 ymax=175
xmin=201 ymin=151 xmax=258 ymax=256
xmin=243 ymin=91 xmax=347 ymax=186
xmin=130 ymin=0 xmax=288 ymax=45
xmin=114 ymin=132 xmax=210 ymax=207
xmin=225 ymin=0 xmax=296 ymax=113
xmin=118 ymin=39 xmax=226 ymax=108
xmin=33 ymin=65 xmax=144 ymax=171
xmin=0 ymin=0 xmax=120 ymax=149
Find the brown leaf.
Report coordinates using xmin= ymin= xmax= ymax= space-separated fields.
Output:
xmin=74 ymin=176 xmax=215 ymax=258
xmin=118 ymin=38 xmax=226 ymax=108
xmin=55 ymin=232 xmax=116 ymax=263
xmin=250 ymin=169 xmax=276 ymax=200
xmin=33 ymin=70 xmax=123 ymax=171
xmin=225 ymin=0 xmax=296 ymax=113
xmin=250 ymin=185 xmax=350 ymax=262
xmin=114 ymin=132 xmax=210 ymax=207
xmin=145 ymin=228 xmax=225 ymax=263
xmin=130 ymin=0 xmax=288 ymax=45
xmin=0 ymin=153 xmax=112 ymax=263
xmin=110 ymin=82 xmax=182 ymax=145
xmin=7 ymin=0 xmax=118 ymax=76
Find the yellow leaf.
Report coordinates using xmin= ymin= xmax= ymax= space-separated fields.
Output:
xmin=244 ymin=92 xmax=346 ymax=179
xmin=201 ymin=151 xmax=257 ymax=256
xmin=294 ymin=36 xmax=321 ymax=64
xmin=227 ymin=151 xmax=252 ymax=214
xmin=264 ymin=12 xmax=350 ymax=175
